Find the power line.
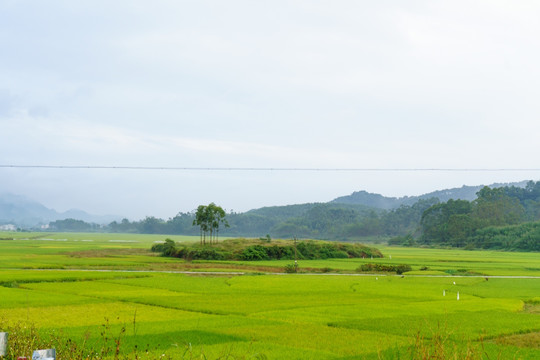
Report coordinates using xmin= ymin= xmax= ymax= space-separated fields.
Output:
xmin=1 ymin=165 xmax=540 ymax=172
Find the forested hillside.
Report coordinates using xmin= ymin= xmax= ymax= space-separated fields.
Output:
xmin=97 ymin=182 xmax=531 ymax=239
xmin=34 ymin=180 xmax=540 ymax=251
xmin=102 ymin=199 xmax=438 ymax=241
xmin=418 ymin=181 xmax=540 ymax=251
xmin=331 ymin=181 xmax=528 ymax=208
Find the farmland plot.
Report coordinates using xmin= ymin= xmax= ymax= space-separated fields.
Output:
xmin=0 ymin=234 xmax=539 ymax=359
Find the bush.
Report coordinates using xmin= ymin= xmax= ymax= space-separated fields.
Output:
xmin=357 ymin=263 xmax=412 ymax=274
xmin=284 ymin=263 xmax=298 ymax=273
xmin=186 ymin=248 xmax=226 ymax=260
xmin=265 ymin=245 xmax=294 ymax=260
xmin=151 ymin=239 xmax=176 ymax=256
xmin=395 ymin=264 xmax=412 ymax=275
xmin=241 ymin=245 xmax=269 ymax=261
xmin=259 ymin=234 xmax=272 ymax=242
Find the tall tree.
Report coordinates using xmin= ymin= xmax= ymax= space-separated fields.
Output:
xmin=193 ymin=205 xmax=209 ymax=244
xmin=207 ymin=203 xmax=229 ymax=243
xmin=193 ymin=203 xmax=229 ymax=245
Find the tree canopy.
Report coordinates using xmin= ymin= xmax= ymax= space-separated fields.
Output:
xmin=193 ymin=203 xmax=229 ymax=245
xmin=418 ymin=184 xmax=540 ymax=251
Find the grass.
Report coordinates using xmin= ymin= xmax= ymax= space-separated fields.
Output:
xmin=496 ymin=332 xmax=540 ymax=349
xmin=2 ymin=232 xmax=540 ymax=276
xmin=0 ymin=232 xmax=539 ymax=359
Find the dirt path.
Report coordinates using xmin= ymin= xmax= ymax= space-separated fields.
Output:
xmin=6 ymin=268 xmax=540 ymax=278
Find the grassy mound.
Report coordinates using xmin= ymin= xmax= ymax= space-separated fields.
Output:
xmin=151 ymin=238 xmax=383 ymax=261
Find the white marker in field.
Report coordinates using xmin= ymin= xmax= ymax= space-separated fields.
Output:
xmin=0 ymin=332 xmax=7 ymax=356
xmin=32 ymin=348 xmax=56 ymax=360
xmin=457 ymin=292 xmax=460 ymax=301
xmin=453 ymin=281 xmax=456 ymax=285
xmin=443 ymin=290 xmax=446 ymax=296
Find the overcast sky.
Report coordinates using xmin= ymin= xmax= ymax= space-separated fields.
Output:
xmin=1 ymin=1 xmax=540 ymax=220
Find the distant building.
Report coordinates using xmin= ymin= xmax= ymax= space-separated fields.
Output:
xmin=0 ymin=224 xmax=16 ymax=231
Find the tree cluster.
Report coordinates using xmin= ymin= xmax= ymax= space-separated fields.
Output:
xmin=48 ymin=218 xmax=103 ymax=232
xmin=192 ymin=203 xmax=229 ymax=244
xmin=418 ymin=182 xmax=540 ymax=251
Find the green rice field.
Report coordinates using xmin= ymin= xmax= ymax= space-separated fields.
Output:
xmin=0 ymin=232 xmax=539 ymax=359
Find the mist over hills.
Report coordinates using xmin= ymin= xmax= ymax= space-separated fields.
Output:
xmin=0 ymin=193 xmax=121 ymax=227
xmin=331 ymin=181 xmax=529 ymax=209
xmin=0 ymin=180 xmax=530 ymax=229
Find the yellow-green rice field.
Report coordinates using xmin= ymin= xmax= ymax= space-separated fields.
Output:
xmin=0 ymin=232 xmax=538 ymax=359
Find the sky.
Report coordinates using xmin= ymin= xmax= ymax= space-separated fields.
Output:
xmin=1 ymin=0 xmax=540 ymax=220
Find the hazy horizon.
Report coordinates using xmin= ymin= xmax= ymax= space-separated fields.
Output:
xmin=2 ymin=177 xmax=537 ymax=221
xmin=2 ymin=1 xmax=540 ymax=219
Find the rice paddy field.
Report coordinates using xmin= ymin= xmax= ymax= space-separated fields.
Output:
xmin=0 ymin=232 xmax=539 ymax=359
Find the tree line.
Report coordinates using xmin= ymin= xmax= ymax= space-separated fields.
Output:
xmin=45 ymin=181 xmax=540 ymax=251
xmin=416 ymin=181 xmax=540 ymax=251
xmin=101 ymin=201 xmax=437 ymax=239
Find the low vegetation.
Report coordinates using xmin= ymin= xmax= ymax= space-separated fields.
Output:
xmin=357 ymin=262 xmax=412 ymax=274
xmin=0 ymin=233 xmax=539 ymax=359
xmin=151 ymin=238 xmax=383 ymax=261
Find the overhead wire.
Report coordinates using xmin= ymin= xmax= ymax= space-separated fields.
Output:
xmin=1 ymin=165 xmax=540 ymax=172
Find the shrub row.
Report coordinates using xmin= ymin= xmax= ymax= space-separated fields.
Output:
xmin=152 ymin=239 xmax=383 ymax=261
xmin=357 ymin=263 xmax=412 ymax=274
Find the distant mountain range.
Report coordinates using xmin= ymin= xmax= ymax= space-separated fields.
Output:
xmin=0 ymin=180 xmax=531 ymax=228
xmin=0 ymin=193 xmax=121 ymax=227
xmin=331 ymin=181 xmax=530 ymax=209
